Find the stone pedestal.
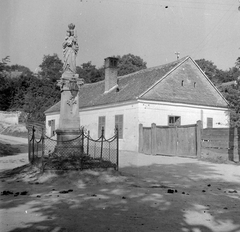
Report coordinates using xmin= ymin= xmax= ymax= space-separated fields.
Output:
xmin=55 ymin=73 xmax=84 ymax=154
xmin=57 ymin=73 xmax=84 ymax=130
xmin=55 ymin=129 xmax=82 ymax=155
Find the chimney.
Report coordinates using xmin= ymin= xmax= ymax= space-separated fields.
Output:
xmin=104 ymin=57 xmax=118 ymax=93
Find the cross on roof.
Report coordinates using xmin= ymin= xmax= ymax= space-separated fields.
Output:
xmin=175 ymin=52 xmax=180 ymax=60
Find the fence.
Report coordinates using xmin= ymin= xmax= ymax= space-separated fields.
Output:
xmin=139 ymin=122 xmax=202 ymax=157
xmin=139 ymin=121 xmax=240 ymax=162
xmin=201 ymin=127 xmax=240 ymax=162
xmin=28 ymin=126 xmax=119 ymax=172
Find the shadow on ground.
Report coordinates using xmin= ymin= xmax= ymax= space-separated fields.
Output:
xmin=0 ymin=159 xmax=240 ymax=232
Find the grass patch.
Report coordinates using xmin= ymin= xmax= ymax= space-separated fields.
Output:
xmin=0 ymin=142 xmax=20 ymax=157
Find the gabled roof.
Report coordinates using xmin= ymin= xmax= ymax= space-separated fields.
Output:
xmin=140 ymin=57 xmax=228 ymax=107
xmin=45 ymin=56 xmax=228 ymax=114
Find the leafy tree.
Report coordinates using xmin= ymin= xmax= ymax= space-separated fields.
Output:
xmin=224 ymin=67 xmax=240 ymax=83
xmin=220 ymin=57 xmax=240 ymax=126
xmin=223 ymin=85 xmax=240 ymax=127
xmin=76 ymin=62 xmax=104 ymax=83
xmin=76 ymin=54 xmax=147 ymax=83
xmin=10 ymin=64 xmax=32 ymax=76
xmin=10 ymin=75 xmax=33 ymax=110
xmin=195 ymin=58 xmax=240 ymax=85
xmin=0 ymin=74 xmax=14 ymax=110
xmin=23 ymin=78 xmax=60 ymax=121
xmin=116 ymin=53 xmax=147 ymax=76
xmin=235 ymin=57 xmax=240 ymax=70
xmin=195 ymin=59 xmax=222 ymax=85
xmin=0 ymin=56 xmax=10 ymax=72
xmin=39 ymin=54 xmax=63 ymax=82
xmin=0 ymin=57 xmax=61 ymax=121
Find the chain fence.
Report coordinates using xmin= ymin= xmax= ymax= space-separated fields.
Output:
xmin=28 ymin=126 xmax=119 ymax=172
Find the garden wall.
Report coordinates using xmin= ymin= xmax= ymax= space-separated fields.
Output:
xmin=201 ymin=128 xmax=240 ymax=162
xmin=0 ymin=111 xmax=20 ymax=124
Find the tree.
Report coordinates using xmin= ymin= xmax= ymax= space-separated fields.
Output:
xmin=223 ymin=84 xmax=240 ymax=127
xmin=39 ymin=54 xmax=63 ymax=82
xmin=195 ymin=59 xmax=222 ymax=85
xmin=76 ymin=62 xmax=104 ymax=83
xmin=23 ymin=78 xmax=60 ymax=121
xmin=116 ymin=53 xmax=147 ymax=76
xmin=10 ymin=64 xmax=32 ymax=76
xmin=75 ymin=54 xmax=147 ymax=84
xmin=10 ymin=75 xmax=33 ymax=110
xmin=235 ymin=57 xmax=240 ymax=70
xmin=0 ymin=74 xmax=14 ymax=110
xmin=0 ymin=56 xmax=10 ymax=72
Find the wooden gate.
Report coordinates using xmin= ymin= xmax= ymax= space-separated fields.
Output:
xmin=139 ymin=122 xmax=202 ymax=157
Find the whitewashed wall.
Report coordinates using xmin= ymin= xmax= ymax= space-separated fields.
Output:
xmin=80 ymin=103 xmax=139 ymax=151
xmin=138 ymin=100 xmax=229 ymax=128
xmin=0 ymin=111 xmax=20 ymax=124
xmin=45 ymin=113 xmax=60 ymax=137
xmin=45 ymin=100 xmax=229 ymax=152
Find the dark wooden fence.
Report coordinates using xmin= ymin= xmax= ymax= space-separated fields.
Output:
xmin=139 ymin=121 xmax=240 ymax=162
xmin=201 ymin=127 xmax=240 ymax=162
xmin=139 ymin=121 xmax=202 ymax=157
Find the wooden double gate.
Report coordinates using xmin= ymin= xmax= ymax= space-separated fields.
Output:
xmin=139 ymin=122 xmax=202 ymax=157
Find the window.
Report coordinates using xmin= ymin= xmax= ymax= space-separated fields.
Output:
xmin=207 ymin=117 xmax=213 ymax=128
xmin=48 ymin=120 xmax=55 ymax=137
xmin=98 ymin=116 xmax=106 ymax=137
xmin=115 ymin=115 xmax=124 ymax=139
xmin=168 ymin=116 xmax=181 ymax=126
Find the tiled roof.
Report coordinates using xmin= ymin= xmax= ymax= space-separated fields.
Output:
xmin=141 ymin=57 xmax=228 ymax=107
xmin=45 ymin=56 xmax=228 ymax=114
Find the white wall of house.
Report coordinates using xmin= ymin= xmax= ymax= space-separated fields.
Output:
xmin=138 ymin=100 xmax=229 ymax=128
xmin=79 ymin=102 xmax=139 ymax=151
xmin=45 ymin=100 xmax=229 ymax=152
xmin=45 ymin=113 xmax=60 ymax=138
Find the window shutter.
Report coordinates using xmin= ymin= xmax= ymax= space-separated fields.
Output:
xmin=207 ymin=118 xmax=213 ymax=128
xmin=98 ymin=116 xmax=106 ymax=137
xmin=115 ymin=115 xmax=123 ymax=139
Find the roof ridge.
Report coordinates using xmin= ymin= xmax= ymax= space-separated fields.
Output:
xmin=117 ymin=56 xmax=189 ymax=80
xmin=138 ymin=56 xmax=190 ymax=98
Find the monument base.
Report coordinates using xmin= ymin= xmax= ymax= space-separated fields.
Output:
xmin=55 ymin=129 xmax=83 ymax=156
xmin=55 ymin=129 xmax=81 ymax=142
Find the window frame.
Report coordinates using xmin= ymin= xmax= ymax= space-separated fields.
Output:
xmin=207 ymin=117 xmax=213 ymax=128
xmin=48 ymin=119 xmax=55 ymax=137
xmin=168 ymin=116 xmax=181 ymax=127
xmin=98 ymin=116 xmax=106 ymax=137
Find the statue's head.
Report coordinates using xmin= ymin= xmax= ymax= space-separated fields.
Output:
xmin=68 ymin=23 xmax=75 ymax=30
xmin=67 ymin=24 xmax=75 ymax=37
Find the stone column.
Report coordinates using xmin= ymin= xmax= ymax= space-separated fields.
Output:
xmin=55 ymin=72 xmax=84 ymax=150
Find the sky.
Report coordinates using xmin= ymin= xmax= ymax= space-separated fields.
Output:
xmin=0 ymin=0 xmax=240 ymax=72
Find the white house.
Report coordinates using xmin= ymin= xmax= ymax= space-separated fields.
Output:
xmin=45 ymin=56 xmax=229 ymax=152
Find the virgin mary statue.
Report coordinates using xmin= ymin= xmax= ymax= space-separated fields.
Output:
xmin=62 ymin=24 xmax=79 ymax=74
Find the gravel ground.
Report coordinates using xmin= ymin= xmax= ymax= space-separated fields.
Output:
xmin=1 ymin=135 xmax=240 ymax=232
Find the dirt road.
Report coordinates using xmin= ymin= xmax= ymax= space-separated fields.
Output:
xmin=0 ymin=134 xmax=28 ymax=145
xmin=0 ymin=135 xmax=240 ymax=232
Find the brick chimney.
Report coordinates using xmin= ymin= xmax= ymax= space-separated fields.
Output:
xmin=104 ymin=57 xmax=118 ymax=93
